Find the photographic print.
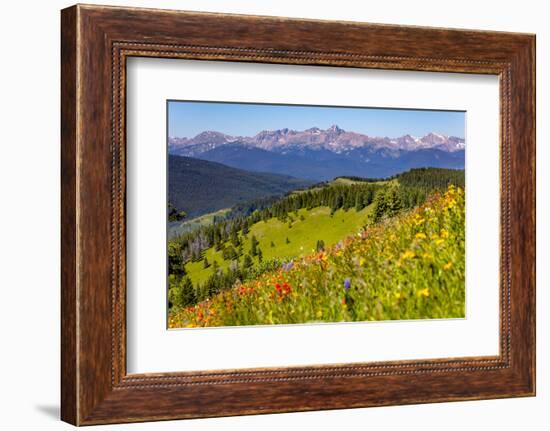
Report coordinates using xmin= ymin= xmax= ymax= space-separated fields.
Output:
xmin=167 ymin=101 xmax=466 ymax=328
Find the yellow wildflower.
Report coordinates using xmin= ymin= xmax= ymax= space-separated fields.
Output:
xmin=443 ymin=261 xmax=453 ymax=270
xmin=316 ymin=310 xmax=323 ymax=319
xmin=417 ymin=288 xmax=430 ymax=297
xmin=401 ymin=250 xmax=415 ymax=260
xmin=415 ymin=232 xmax=427 ymax=240
xmin=359 ymin=257 xmax=366 ymax=266
xmin=414 ymin=218 xmax=425 ymax=226
xmin=445 ymin=198 xmax=457 ymax=209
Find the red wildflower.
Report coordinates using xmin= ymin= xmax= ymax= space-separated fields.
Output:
xmin=274 ymin=282 xmax=292 ymax=298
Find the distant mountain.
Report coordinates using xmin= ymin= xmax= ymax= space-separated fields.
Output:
xmin=169 ymin=125 xmax=465 ymax=155
xmin=169 ymin=155 xmax=314 ymax=218
xmin=169 ymin=125 xmax=465 ymax=181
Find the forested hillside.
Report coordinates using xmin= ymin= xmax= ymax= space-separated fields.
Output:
xmin=168 ymin=155 xmax=313 ymax=218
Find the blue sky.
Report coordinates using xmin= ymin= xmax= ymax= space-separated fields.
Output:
xmin=168 ymin=100 xmax=465 ymax=139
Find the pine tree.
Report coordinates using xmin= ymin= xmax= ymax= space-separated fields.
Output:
xmin=250 ymin=235 xmax=259 ymax=256
xmin=230 ymin=228 xmax=240 ymax=247
xmin=316 ymin=239 xmax=325 ymax=252
xmin=212 ymin=260 xmax=220 ymax=273
xmin=167 ymin=242 xmax=186 ymax=276
xmin=214 ymin=241 xmax=221 ymax=252
xmin=205 ymin=274 xmax=219 ymax=297
xmin=257 ymin=248 xmax=263 ymax=263
xmin=181 ymin=276 xmax=196 ymax=306
xmin=168 ymin=276 xmax=196 ymax=308
xmin=243 ymin=254 xmax=253 ymax=269
xmin=203 ymin=257 xmax=210 ymax=269
xmin=386 ymin=186 xmax=403 ymax=217
xmin=285 ymin=237 xmax=290 ymax=244
xmin=355 ymin=194 xmax=365 ymax=211
xmin=372 ymin=189 xmax=388 ymax=222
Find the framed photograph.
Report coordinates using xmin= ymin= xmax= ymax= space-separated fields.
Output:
xmin=61 ymin=4 xmax=535 ymax=425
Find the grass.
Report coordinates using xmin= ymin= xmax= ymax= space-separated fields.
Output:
xmin=291 ymin=177 xmax=393 ymax=195
xmin=169 ymin=185 xmax=465 ymax=328
xmin=185 ymin=205 xmax=371 ymax=285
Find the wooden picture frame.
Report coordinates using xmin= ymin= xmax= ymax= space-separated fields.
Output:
xmin=61 ymin=4 xmax=535 ymax=425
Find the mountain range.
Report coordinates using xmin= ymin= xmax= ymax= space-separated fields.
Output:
xmin=169 ymin=125 xmax=465 ymax=181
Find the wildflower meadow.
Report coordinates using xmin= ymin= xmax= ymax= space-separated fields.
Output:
xmin=168 ymin=184 xmax=465 ymax=328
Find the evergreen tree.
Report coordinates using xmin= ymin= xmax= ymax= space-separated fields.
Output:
xmin=230 ymin=228 xmax=240 ymax=247
xmin=167 ymin=242 xmax=186 ymax=276
xmin=316 ymin=239 xmax=325 ymax=252
xmin=168 ymin=202 xmax=187 ymax=222
xmin=203 ymin=257 xmax=210 ymax=269
xmin=257 ymin=248 xmax=263 ymax=263
xmin=332 ymin=195 xmax=344 ymax=212
xmin=181 ymin=276 xmax=196 ymax=306
xmin=205 ymin=273 xmax=219 ymax=297
xmin=243 ymin=254 xmax=253 ymax=269
xmin=355 ymin=194 xmax=365 ymax=211
xmin=386 ymin=186 xmax=403 ymax=217
xmin=212 ymin=260 xmax=220 ymax=273
xmin=285 ymin=237 xmax=290 ymax=244
xmin=222 ymin=246 xmax=238 ymax=261
xmin=250 ymin=235 xmax=259 ymax=256
xmin=372 ymin=189 xmax=388 ymax=223
xmin=168 ymin=276 xmax=195 ymax=308
xmin=213 ymin=229 xmax=223 ymax=251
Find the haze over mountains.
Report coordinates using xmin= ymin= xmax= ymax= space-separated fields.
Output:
xmin=169 ymin=125 xmax=465 ymax=181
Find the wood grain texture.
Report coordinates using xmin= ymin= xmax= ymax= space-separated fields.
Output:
xmin=60 ymin=4 xmax=536 ymax=425
xmin=60 ymin=5 xmax=78 ymax=425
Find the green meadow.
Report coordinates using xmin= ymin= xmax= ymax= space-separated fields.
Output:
xmin=184 ymin=205 xmax=371 ymax=285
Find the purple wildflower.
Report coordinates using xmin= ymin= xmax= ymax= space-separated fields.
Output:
xmin=282 ymin=261 xmax=294 ymax=271
xmin=344 ymin=278 xmax=351 ymax=290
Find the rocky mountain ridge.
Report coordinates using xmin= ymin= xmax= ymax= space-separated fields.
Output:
xmin=169 ymin=125 xmax=465 ymax=158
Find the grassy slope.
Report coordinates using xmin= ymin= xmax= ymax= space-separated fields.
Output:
xmin=293 ymin=177 xmax=393 ymax=195
xmin=170 ymin=186 xmax=465 ymax=328
xmin=185 ymin=205 xmax=371 ymax=286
